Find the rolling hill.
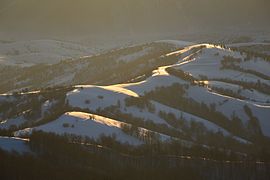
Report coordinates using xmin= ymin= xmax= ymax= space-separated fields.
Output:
xmin=1 ymin=40 xmax=270 ymax=156
xmin=0 ymin=39 xmax=93 ymax=66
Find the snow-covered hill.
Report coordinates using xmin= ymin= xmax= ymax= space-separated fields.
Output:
xmin=1 ymin=40 xmax=269 ymax=152
xmin=0 ymin=40 xmax=187 ymax=93
xmin=14 ymin=111 xmax=174 ymax=146
xmin=0 ymin=39 xmax=93 ymax=66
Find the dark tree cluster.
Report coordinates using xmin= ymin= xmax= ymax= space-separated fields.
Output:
xmin=166 ymin=67 xmax=198 ymax=84
xmin=125 ymin=96 xmax=155 ymax=112
xmin=220 ymin=55 xmax=270 ymax=80
xmin=0 ymin=86 xmax=73 ymax=131
xmin=144 ymin=84 xmax=259 ymax=141
xmin=230 ymin=46 xmax=270 ymax=62
xmin=220 ymin=55 xmax=242 ymax=70
xmin=2 ymin=131 xmax=270 ymax=180
xmin=120 ymin=123 xmax=160 ymax=144
xmin=210 ymin=86 xmax=246 ymax=100
xmin=211 ymin=78 xmax=270 ymax=95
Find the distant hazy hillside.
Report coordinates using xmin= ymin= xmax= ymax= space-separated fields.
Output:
xmin=0 ymin=0 xmax=269 ymax=34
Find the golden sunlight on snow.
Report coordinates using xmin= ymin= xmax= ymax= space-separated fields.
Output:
xmin=66 ymin=112 xmax=123 ymax=128
xmin=102 ymin=85 xmax=139 ymax=97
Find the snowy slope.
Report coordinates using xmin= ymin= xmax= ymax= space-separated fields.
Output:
xmin=0 ymin=137 xmax=30 ymax=154
xmin=64 ymin=43 xmax=270 ymax=138
xmin=67 ymin=85 xmax=230 ymax=136
xmin=1 ymin=41 xmax=269 ymax=148
xmin=151 ymin=101 xmax=231 ymax=135
xmin=165 ymin=44 xmax=270 ymax=136
xmin=0 ymin=40 xmax=189 ymax=94
xmin=117 ymin=47 xmax=154 ymax=63
xmin=14 ymin=112 xmax=172 ymax=145
xmin=0 ymin=39 xmax=93 ymax=66
xmin=208 ymin=81 xmax=270 ymax=104
xmin=66 ymin=84 xmax=253 ymax=143
xmin=176 ymin=46 xmax=270 ymax=85
xmin=0 ymin=116 xmax=27 ymax=130
xmin=185 ymin=85 xmax=270 ymax=135
xmin=155 ymin=40 xmax=195 ymax=48
xmin=238 ymin=59 xmax=270 ymax=77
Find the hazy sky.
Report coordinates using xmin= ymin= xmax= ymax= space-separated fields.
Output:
xmin=0 ymin=0 xmax=269 ymax=35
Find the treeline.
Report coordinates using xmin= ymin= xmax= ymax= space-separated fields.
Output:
xmin=74 ymin=84 xmax=268 ymax=160
xmin=244 ymin=105 xmax=263 ymax=136
xmin=73 ymin=42 xmax=179 ymax=86
xmin=0 ymin=42 xmax=179 ymax=93
xmin=94 ymin=102 xmax=246 ymax=154
xmin=166 ymin=67 xmax=208 ymax=87
xmin=210 ymin=86 xmax=246 ymax=100
xmin=0 ymin=131 xmax=203 ymax=180
xmin=125 ymin=96 xmax=156 ymax=113
xmin=0 ymin=86 xmax=73 ymax=131
xmin=27 ymin=131 xmax=245 ymax=161
xmin=220 ymin=55 xmax=242 ymax=69
xmin=220 ymin=55 xmax=270 ymax=80
xmin=2 ymin=131 xmax=270 ymax=180
xmin=211 ymin=78 xmax=270 ymax=95
xmin=157 ymin=110 xmax=245 ymax=150
xmin=143 ymin=84 xmax=270 ymax=159
xmin=166 ymin=67 xmax=197 ymax=83
xmin=144 ymin=84 xmax=262 ymax=141
xmin=230 ymin=46 xmax=270 ymax=62
xmin=94 ymin=105 xmax=185 ymax=142
xmin=120 ymin=123 xmax=161 ymax=144
xmin=73 ymin=83 xmax=270 ymax=159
